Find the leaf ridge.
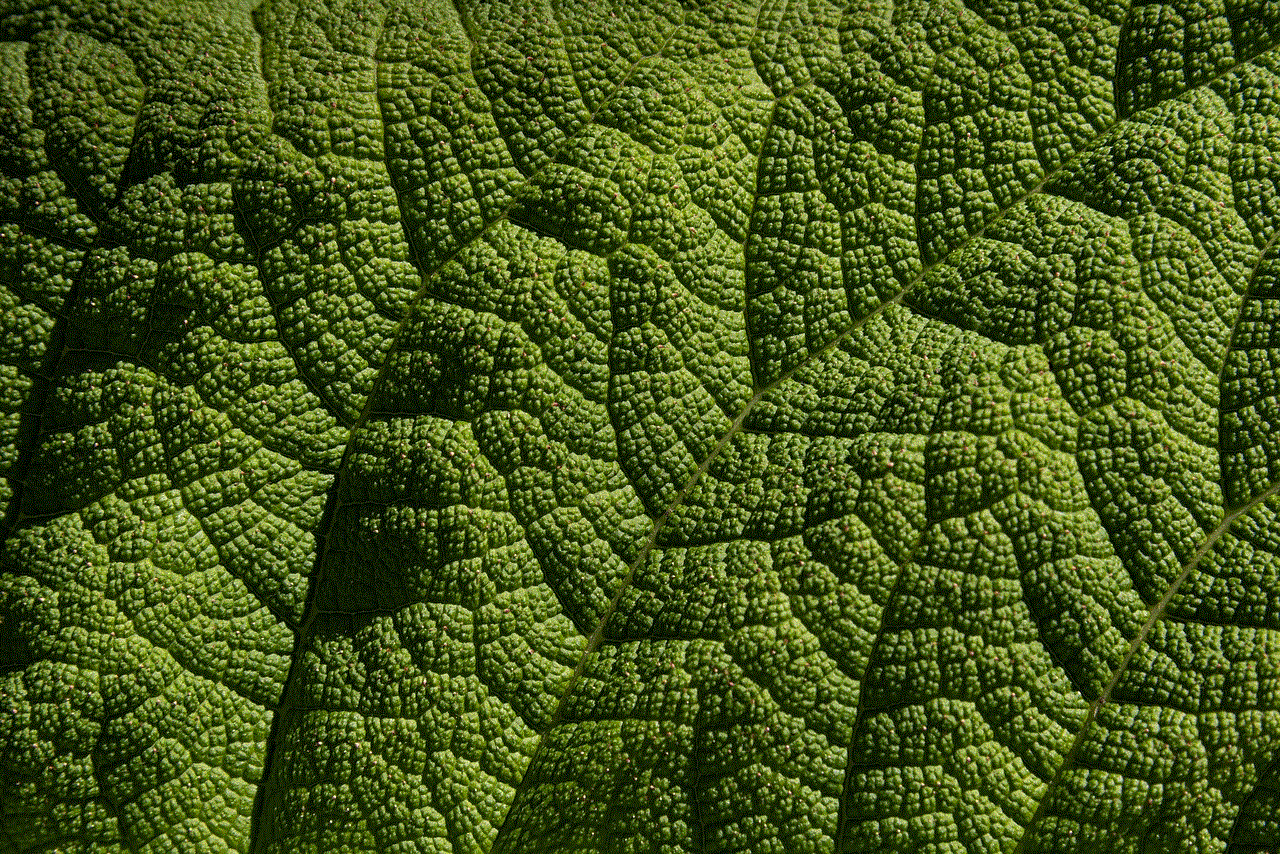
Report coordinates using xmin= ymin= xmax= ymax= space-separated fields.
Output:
xmin=481 ymin=26 xmax=1280 ymax=850
xmin=246 ymin=7 xmax=692 ymax=849
xmin=1216 ymin=227 xmax=1280 ymax=411
xmin=0 ymin=49 xmax=107 ymax=542
xmin=1009 ymin=474 xmax=1280 ymax=852
xmin=204 ymin=4 xmax=1280 ymax=850
xmin=832 ymin=527 xmax=930 ymax=849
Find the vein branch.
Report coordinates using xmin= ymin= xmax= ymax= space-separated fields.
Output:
xmin=1010 ymin=475 xmax=1280 ymax=852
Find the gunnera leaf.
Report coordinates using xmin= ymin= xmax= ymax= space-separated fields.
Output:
xmin=3 ymin=1 xmax=1280 ymax=852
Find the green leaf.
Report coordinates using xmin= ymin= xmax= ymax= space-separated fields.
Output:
xmin=4 ymin=0 xmax=1280 ymax=851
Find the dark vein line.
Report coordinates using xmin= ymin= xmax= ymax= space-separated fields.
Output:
xmin=1009 ymin=475 xmax=1280 ymax=853
xmin=1007 ymin=186 xmax=1280 ymax=853
xmin=481 ymin=23 xmax=1280 ymax=852
xmin=230 ymin=11 xmax=355 ymax=429
xmin=742 ymin=99 xmax=781 ymax=389
xmin=246 ymin=4 xmax=688 ymax=850
xmin=0 ymin=219 xmax=93 ymax=257
xmin=1216 ymin=227 xmax=1280 ymax=445
xmin=0 ymin=45 xmax=105 ymax=544
xmin=831 ymin=529 xmax=930 ymax=849
xmin=1 ymin=41 xmax=160 ymax=540
xmin=249 ymin=3 xmax=277 ymax=133
xmin=239 ymin=0 xmax=1280 ymax=846
xmin=1226 ymin=750 xmax=1280 ymax=851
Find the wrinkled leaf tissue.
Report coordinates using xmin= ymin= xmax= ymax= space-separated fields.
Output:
xmin=3 ymin=0 xmax=1280 ymax=851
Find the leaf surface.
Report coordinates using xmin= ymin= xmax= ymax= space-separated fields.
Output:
xmin=4 ymin=1 xmax=1280 ymax=852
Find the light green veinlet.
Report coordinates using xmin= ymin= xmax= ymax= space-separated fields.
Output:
xmin=3 ymin=0 xmax=1280 ymax=851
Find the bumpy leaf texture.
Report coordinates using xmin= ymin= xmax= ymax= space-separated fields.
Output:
xmin=4 ymin=0 xmax=1280 ymax=851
